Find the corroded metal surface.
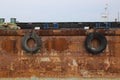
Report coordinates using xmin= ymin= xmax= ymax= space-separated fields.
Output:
xmin=1 ymin=78 xmax=120 ymax=80
xmin=0 ymin=29 xmax=120 ymax=78
xmin=0 ymin=78 xmax=120 ymax=80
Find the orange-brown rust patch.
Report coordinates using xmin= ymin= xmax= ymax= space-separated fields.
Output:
xmin=91 ymin=38 xmax=101 ymax=49
xmin=45 ymin=38 xmax=69 ymax=51
xmin=1 ymin=37 xmax=17 ymax=53
xmin=27 ymin=38 xmax=36 ymax=49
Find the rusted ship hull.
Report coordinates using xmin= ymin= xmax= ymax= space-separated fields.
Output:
xmin=0 ymin=29 xmax=120 ymax=79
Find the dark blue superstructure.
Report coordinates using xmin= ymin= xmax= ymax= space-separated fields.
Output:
xmin=16 ymin=22 xmax=120 ymax=29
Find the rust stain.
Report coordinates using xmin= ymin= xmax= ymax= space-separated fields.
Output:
xmin=27 ymin=38 xmax=36 ymax=49
xmin=45 ymin=38 xmax=69 ymax=51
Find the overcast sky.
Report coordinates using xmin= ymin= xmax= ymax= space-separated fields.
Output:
xmin=0 ymin=0 xmax=120 ymax=22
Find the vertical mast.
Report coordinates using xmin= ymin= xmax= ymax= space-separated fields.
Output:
xmin=102 ymin=4 xmax=109 ymax=22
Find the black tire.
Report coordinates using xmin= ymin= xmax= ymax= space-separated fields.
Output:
xmin=21 ymin=32 xmax=41 ymax=53
xmin=85 ymin=32 xmax=107 ymax=54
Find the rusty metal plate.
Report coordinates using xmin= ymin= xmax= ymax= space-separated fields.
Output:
xmin=0 ymin=29 xmax=120 ymax=78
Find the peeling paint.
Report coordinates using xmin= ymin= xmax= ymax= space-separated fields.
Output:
xmin=72 ymin=59 xmax=78 ymax=66
xmin=40 ymin=57 xmax=51 ymax=62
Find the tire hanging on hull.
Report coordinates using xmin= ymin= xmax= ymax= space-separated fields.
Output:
xmin=85 ymin=32 xmax=107 ymax=54
xmin=21 ymin=31 xmax=41 ymax=53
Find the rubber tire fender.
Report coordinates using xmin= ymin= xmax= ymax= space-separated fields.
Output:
xmin=85 ymin=32 xmax=107 ymax=54
xmin=21 ymin=32 xmax=41 ymax=53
